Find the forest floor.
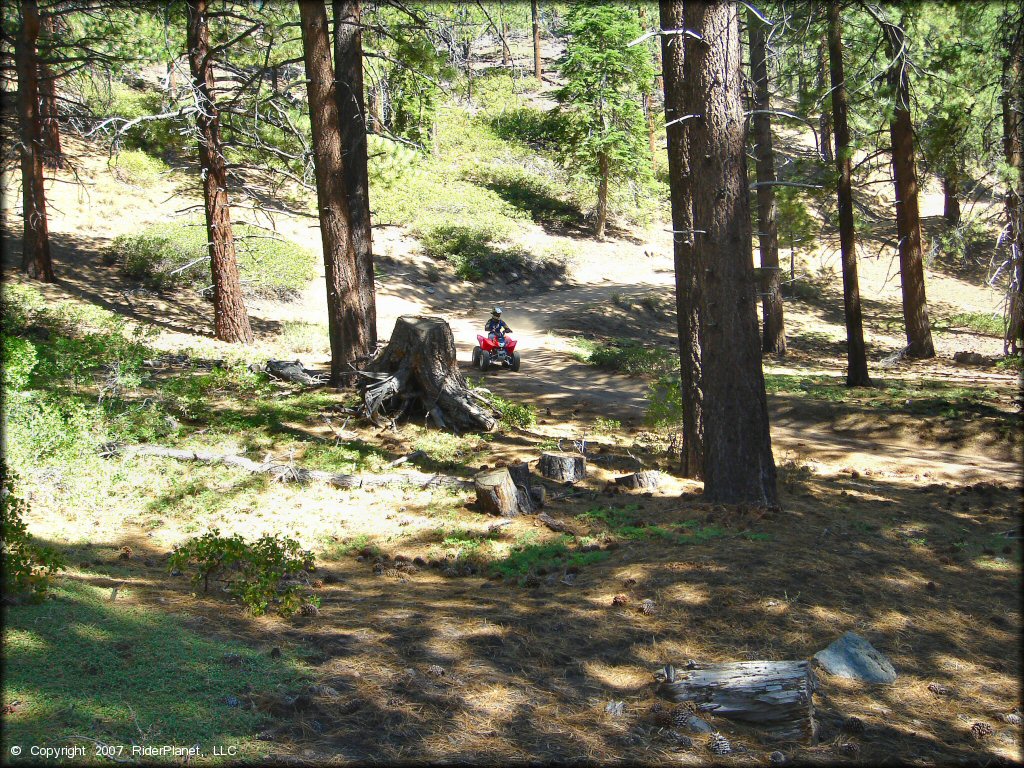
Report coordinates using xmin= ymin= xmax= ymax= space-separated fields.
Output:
xmin=2 ymin=39 xmax=1022 ymax=767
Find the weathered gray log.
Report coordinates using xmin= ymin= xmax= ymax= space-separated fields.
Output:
xmin=474 ymin=468 xmax=536 ymax=517
xmin=613 ymin=470 xmax=661 ymax=491
xmin=360 ymin=316 xmax=496 ymax=433
xmin=261 ymin=359 xmax=328 ymax=385
xmin=656 ymin=661 xmax=817 ymax=743
xmin=100 ymin=444 xmax=469 ymax=489
xmin=538 ymin=452 xmax=586 ymax=482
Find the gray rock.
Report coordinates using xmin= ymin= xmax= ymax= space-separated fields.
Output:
xmin=813 ymin=631 xmax=897 ymax=683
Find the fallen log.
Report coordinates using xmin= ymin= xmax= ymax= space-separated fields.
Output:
xmin=535 ymin=512 xmax=577 ymax=535
xmin=474 ymin=467 xmax=536 ymax=517
xmin=101 ymin=444 xmax=470 ymax=490
xmin=359 ymin=316 xmax=497 ymax=433
xmin=257 ymin=359 xmax=329 ymax=385
xmin=614 ymin=470 xmax=661 ymax=491
xmin=656 ymin=660 xmax=818 ymax=743
xmin=538 ymin=452 xmax=586 ymax=482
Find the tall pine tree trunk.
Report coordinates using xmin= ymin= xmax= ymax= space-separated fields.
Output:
xmin=531 ymin=0 xmax=542 ymax=81
xmin=1002 ymin=16 xmax=1023 ymax=354
xmin=299 ymin=0 xmax=369 ymax=385
xmin=684 ymin=2 xmax=777 ymax=506
xmin=37 ymin=13 xmax=61 ymax=169
xmin=816 ymin=35 xmax=832 ymax=164
xmin=596 ymin=152 xmax=609 ymax=239
xmin=827 ymin=4 xmax=870 ymax=386
xmin=15 ymin=0 xmax=53 ymax=282
xmin=942 ymin=175 xmax=960 ymax=227
xmin=747 ymin=8 xmax=785 ymax=356
xmin=186 ymin=0 xmax=253 ymax=344
xmin=660 ymin=0 xmax=703 ymax=480
xmin=333 ymin=0 xmax=377 ymax=349
xmin=880 ymin=16 xmax=934 ymax=358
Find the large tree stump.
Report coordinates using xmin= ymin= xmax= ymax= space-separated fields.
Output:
xmin=475 ymin=468 xmax=536 ymax=517
xmin=614 ymin=470 xmax=661 ymax=491
xmin=359 ymin=316 xmax=496 ymax=433
xmin=657 ymin=661 xmax=817 ymax=743
xmin=538 ymin=452 xmax=586 ymax=482
xmin=508 ymin=461 xmax=545 ymax=507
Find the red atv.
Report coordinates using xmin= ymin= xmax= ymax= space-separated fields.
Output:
xmin=473 ymin=333 xmax=521 ymax=372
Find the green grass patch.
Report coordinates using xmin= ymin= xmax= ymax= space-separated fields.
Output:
xmin=112 ymin=219 xmax=317 ymax=300
xmin=110 ymin=149 xmax=172 ymax=187
xmin=2 ymin=578 xmax=305 ymax=761
xmin=573 ymin=337 xmax=674 ymax=376
xmin=577 ymin=504 xmax=726 ymax=544
xmin=274 ymin=321 xmax=330 ymax=355
xmin=301 ymin=441 xmax=389 ymax=475
xmin=944 ymin=311 xmax=1004 ymax=337
xmin=488 ymin=535 xmax=610 ymax=582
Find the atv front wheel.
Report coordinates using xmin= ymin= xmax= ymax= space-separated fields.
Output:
xmin=471 ymin=346 xmax=482 ymax=368
xmin=510 ymin=351 xmax=521 ymax=372
xmin=479 ymin=350 xmax=491 ymax=371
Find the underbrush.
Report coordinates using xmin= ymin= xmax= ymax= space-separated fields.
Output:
xmin=943 ymin=311 xmax=1004 ymax=337
xmin=577 ymin=504 xmax=726 ymax=545
xmin=111 ymin=219 xmax=317 ymax=300
xmin=573 ymin=337 xmax=674 ymax=376
xmin=109 ymin=149 xmax=173 ymax=187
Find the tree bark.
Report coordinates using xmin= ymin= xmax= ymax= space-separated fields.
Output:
xmin=475 ymin=468 xmax=535 ymax=517
xmin=15 ymin=0 xmax=54 ymax=282
xmin=816 ymin=36 xmax=832 ymax=164
xmin=942 ymin=175 xmax=961 ymax=227
xmin=531 ymin=0 xmax=542 ymax=81
xmin=657 ymin=660 xmax=817 ymax=743
xmin=333 ymin=0 xmax=377 ymax=350
xmin=300 ymin=0 xmax=371 ymax=383
xmin=596 ymin=151 xmax=609 ymax=239
xmin=827 ymin=4 xmax=870 ymax=387
xmin=37 ymin=13 xmax=61 ymax=169
xmin=660 ymin=0 xmax=703 ymax=480
xmin=360 ymin=316 xmax=497 ymax=433
xmin=747 ymin=8 xmax=786 ymax=356
xmin=537 ymin=452 xmax=586 ymax=482
xmin=186 ymin=0 xmax=253 ymax=344
xmin=684 ymin=2 xmax=777 ymax=506
xmin=1002 ymin=15 xmax=1023 ymax=354
xmin=881 ymin=15 xmax=934 ymax=358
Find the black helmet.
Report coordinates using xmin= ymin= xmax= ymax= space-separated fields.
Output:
xmin=492 ymin=307 xmax=502 ymax=316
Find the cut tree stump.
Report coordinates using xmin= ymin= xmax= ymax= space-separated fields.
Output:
xmin=359 ymin=316 xmax=496 ymax=433
xmin=614 ymin=470 xmax=661 ymax=491
xmin=538 ymin=452 xmax=586 ymax=482
xmin=474 ymin=468 xmax=536 ymax=517
xmin=508 ymin=461 xmax=545 ymax=507
xmin=656 ymin=661 xmax=818 ymax=743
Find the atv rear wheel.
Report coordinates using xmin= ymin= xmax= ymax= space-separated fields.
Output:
xmin=510 ymin=351 xmax=521 ymax=372
xmin=479 ymin=350 xmax=491 ymax=372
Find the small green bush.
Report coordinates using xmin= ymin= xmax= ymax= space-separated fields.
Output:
xmin=110 ymin=149 xmax=171 ymax=187
xmin=489 ymin=535 xmax=609 ymax=582
xmin=489 ymin=106 xmax=570 ymax=152
xmin=490 ymin=394 xmax=536 ymax=430
xmin=576 ymin=338 xmax=674 ymax=376
xmin=946 ymin=312 xmax=1004 ymax=337
xmin=421 ymin=224 xmax=532 ymax=281
xmin=168 ymin=529 xmax=316 ymax=617
xmin=2 ymin=335 xmax=38 ymax=391
xmin=1 ymin=470 xmax=66 ymax=603
xmin=646 ymin=374 xmax=682 ymax=426
xmin=112 ymin=220 xmax=317 ymax=300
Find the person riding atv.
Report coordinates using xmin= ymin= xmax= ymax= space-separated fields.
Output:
xmin=485 ymin=307 xmax=512 ymax=341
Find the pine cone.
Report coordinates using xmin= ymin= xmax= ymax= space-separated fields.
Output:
xmin=998 ymin=712 xmax=1022 ymax=726
xmin=970 ymin=722 xmax=993 ymax=740
xmin=612 ymin=594 xmax=629 ymax=606
xmin=668 ymin=731 xmax=692 ymax=749
xmin=300 ymin=602 xmax=320 ymax=617
xmin=841 ymin=716 xmax=865 ymax=734
xmin=708 ymin=733 xmax=731 ymax=755
xmin=672 ymin=706 xmax=691 ymax=728
xmin=769 ymin=751 xmax=786 ymax=765
xmin=927 ymin=682 xmax=951 ymax=696
xmin=623 ymin=577 xmax=637 ymax=588
xmin=649 ymin=702 xmax=673 ymax=727
xmin=837 ymin=742 xmax=860 ymax=756
xmin=427 ymin=664 xmax=446 ymax=677
xmin=309 ymin=579 xmax=324 ymax=589
xmin=640 ymin=599 xmax=656 ymax=615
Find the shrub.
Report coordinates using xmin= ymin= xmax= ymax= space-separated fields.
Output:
xmin=646 ymin=374 xmax=682 ymax=427
xmin=946 ymin=312 xmax=1004 ymax=337
xmin=490 ymin=394 xmax=536 ymax=430
xmin=577 ymin=338 xmax=674 ymax=376
xmin=112 ymin=220 xmax=317 ymax=300
xmin=489 ymin=106 xmax=570 ymax=152
xmin=168 ymin=529 xmax=316 ymax=617
xmin=2 ymin=335 xmax=38 ymax=391
xmin=110 ymin=149 xmax=171 ymax=187
xmin=1 ymin=470 xmax=65 ymax=603
xmin=421 ymin=224 xmax=531 ymax=281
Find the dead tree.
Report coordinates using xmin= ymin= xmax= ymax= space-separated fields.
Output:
xmin=359 ymin=316 xmax=496 ymax=433
xmin=657 ymin=660 xmax=817 ymax=742
xmin=186 ymin=0 xmax=253 ymax=344
xmin=14 ymin=0 xmax=54 ymax=282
